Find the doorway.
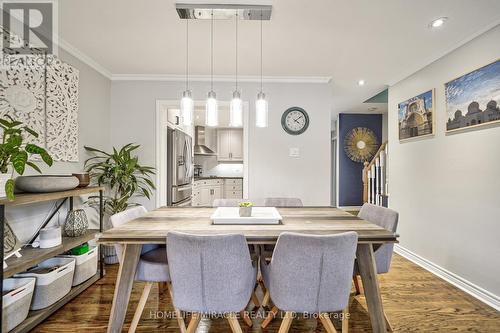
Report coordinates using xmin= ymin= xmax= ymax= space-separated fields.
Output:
xmin=155 ymin=100 xmax=250 ymax=208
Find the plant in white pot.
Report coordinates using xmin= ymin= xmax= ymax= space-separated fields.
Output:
xmin=0 ymin=115 xmax=53 ymax=200
xmin=84 ymin=143 xmax=155 ymax=263
xmin=239 ymin=202 xmax=253 ymax=217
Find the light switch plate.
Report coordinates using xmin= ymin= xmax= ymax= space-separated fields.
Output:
xmin=289 ymin=147 xmax=300 ymax=157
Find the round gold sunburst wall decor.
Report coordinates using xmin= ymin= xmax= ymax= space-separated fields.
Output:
xmin=343 ymin=127 xmax=379 ymax=163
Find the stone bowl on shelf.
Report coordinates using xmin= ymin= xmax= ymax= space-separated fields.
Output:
xmin=15 ymin=175 xmax=80 ymax=193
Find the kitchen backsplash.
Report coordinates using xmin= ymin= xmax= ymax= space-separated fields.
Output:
xmin=194 ymin=155 xmax=243 ymax=177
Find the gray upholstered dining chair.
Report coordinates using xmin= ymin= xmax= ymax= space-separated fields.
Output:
xmin=352 ymin=203 xmax=399 ymax=331
xmin=166 ymin=231 xmax=258 ymax=333
xmin=260 ymin=231 xmax=358 ymax=332
xmin=264 ymin=197 xmax=303 ymax=207
xmin=260 ymin=197 xmax=304 ymax=308
xmin=110 ymin=206 xmax=185 ymax=333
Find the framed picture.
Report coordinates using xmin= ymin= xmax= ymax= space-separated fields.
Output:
xmin=445 ymin=59 xmax=500 ymax=133
xmin=398 ymin=89 xmax=435 ymax=141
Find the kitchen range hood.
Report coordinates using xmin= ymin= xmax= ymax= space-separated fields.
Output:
xmin=194 ymin=126 xmax=216 ymax=155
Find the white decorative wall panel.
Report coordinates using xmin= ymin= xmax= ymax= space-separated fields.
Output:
xmin=46 ymin=56 xmax=79 ymax=161
xmin=0 ymin=55 xmax=79 ymax=161
xmin=0 ymin=55 xmax=46 ymax=149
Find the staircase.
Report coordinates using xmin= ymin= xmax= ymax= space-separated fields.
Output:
xmin=362 ymin=141 xmax=388 ymax=207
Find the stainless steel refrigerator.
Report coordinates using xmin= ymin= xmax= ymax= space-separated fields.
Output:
xmin=167 ymin=128 xmax=193 ymax=206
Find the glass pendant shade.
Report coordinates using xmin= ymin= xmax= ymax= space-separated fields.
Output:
xmin=255 ymin=91 xmax=268 ymax=128
xmin=230 ymin=91 xmax=243 ymax=127
xmin=181 ymin=90 xmax=194 ymax=126
xmin=205 ymin=90 xmax=218 ymax=126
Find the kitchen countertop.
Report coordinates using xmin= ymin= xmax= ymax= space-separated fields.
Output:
xmin=194 ymin=176 xmax=243 ymax=180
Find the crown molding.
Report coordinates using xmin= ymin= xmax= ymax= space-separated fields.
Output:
xmin=111 ymin=74 xmax=332 ymax=84
xmin=388 ymin=19 xmax=500 ymax=86
xmin=56 ymin=38 xmax=112 ymax=79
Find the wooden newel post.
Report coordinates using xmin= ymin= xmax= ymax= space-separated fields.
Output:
xmin=362 ymin=161 xmax=369 ymax=203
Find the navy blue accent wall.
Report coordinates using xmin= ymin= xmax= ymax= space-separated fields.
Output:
xmin=338 ymin=114 xmax=382 ymax=206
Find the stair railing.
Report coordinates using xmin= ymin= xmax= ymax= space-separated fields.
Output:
xmin=362 ymin=141 xmax=388 ymax=206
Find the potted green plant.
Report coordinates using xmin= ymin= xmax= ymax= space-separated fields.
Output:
xmin=0 ymin=115 xmax=53 ymax=200
xmin=239 ymin=201 xmax=253 ymax=217
xmin=84 ymin=143 xmax=155 ymax=263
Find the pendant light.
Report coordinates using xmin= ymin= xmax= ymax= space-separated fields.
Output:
xmin=181 ymin=18 xmax=193 ymax=126
xmin=255 ymin=10 xmax=268 ymax=128
xmin=230 ymin=12 xmax=243 ymax=127
xmin=206 ymin=10 xmax=218 ymax=127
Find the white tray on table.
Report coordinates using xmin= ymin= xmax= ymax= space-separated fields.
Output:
xmin=210 ymin=207 xmax=282 ymax=225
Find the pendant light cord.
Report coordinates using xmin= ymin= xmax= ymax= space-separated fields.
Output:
xmin=185 ymin=18 xmax=189 ymax=91
xmin=235 ymin=11 xmax=238 ymax=91
xmin=260 ymin=9 xmax=263 ymax=93
xmin=211 ymin=10 xmax=214 ymax=92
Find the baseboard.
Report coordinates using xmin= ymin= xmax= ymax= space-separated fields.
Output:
xmin=338 ymin=206 xmax=362 ymax=210
xmin=394 ymin=244 xmax=500 ymax=312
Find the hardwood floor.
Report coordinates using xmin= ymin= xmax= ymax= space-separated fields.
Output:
xmin=32 ymin=254 xmax=500 ymax=332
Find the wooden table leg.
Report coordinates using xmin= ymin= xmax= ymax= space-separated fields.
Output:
xmin=107 ymin=244 xmax=142 ymax=333
xmin=356 ymin=244 xmax=387 ymax=333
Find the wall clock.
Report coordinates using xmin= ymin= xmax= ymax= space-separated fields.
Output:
xmin=281 ymin=107 xmax=310 ymax=135
xmin=344 ymin=127 xmax=379 ymax=163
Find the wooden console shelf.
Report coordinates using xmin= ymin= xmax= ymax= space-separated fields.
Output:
xmin=10 ymin=272 xmax=101 ymax=333
xmin=1 ymin=186 xmax=105 ymax=332
xmin=0 ymin=186 xmax=104 ymax=206
xmin=4 ymin=230 xmax=100 ymax=278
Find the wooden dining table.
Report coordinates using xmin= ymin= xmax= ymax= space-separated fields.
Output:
xmin=98 ymin=207 xmax=399 ymax=333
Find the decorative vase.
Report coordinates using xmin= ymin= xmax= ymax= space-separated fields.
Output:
xmin=64 ymin=209 xmax=89 ymax=237
xmin=239 ymin=207 xmax=252 ymax=217
xmin=72 ymin=172 xmax=90 ymax=188
xmin=0 ymin=172 xmax=11 ymax=198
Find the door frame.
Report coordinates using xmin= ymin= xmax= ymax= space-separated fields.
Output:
xmin=155 ymin=100 xmax=250 ymax=208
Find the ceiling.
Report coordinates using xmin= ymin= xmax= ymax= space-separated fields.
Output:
xmin=58 ymin=0 xmax=500 ymax=114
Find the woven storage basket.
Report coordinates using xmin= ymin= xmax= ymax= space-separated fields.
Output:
xmin=2 ymin=278 xmax=36 ymax=333
xmin=16 ymin=257 xmax=75 ymax=310
xmin=58 ymin=246 xmax=98 ymax=286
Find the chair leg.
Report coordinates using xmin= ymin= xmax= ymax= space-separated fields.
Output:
xmin=261 ymin=305 xmax=279 ymax=328
xmin=166 ymin=283 xmax=187 ymax=333
xmin=261 ymin=290 xmax=271 ymax=309
xmin=258 ymin=276 xmax=267 ymax=294
xmin=278 ymin=311 xmax=294 ymax=333
xmin=227 ymin=313 xmax=244 ymax=333
xmin=353 ymin=276 xmax=361 ymax=295
xmin=128 ymin=282 xmax=153 ymax=333
xmin=319 ymin=313 xmax=338 ymax=333
xmin=251 ymin=291 xmax=261 ymax=309
xmin=186 ymin=313 xmax=201 ymax=333
xmin=241 ymin=311 xmax=253 ymax=327
xmin=384 ymin=311 xmax=393 ymax=332
xmin=342 ymin=306 xmax=349 ymax=333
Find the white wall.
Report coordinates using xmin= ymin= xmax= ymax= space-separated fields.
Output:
xmin=7 ymin=48 xmax=111 ymax=243
xmin=110 ymin=80 xmax=333 ymax=208
xmin=388 ymin=25 xmax=500 ymax=300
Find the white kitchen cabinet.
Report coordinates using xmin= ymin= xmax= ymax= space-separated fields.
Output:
xmin=223 ymin=178 xmax=243 ymax=199
xmin=167 ymin=108 xmax=193 ymax=136
xmin=217 ymin=129 xmax=243 ymax=161
xmin=167 ymin=108 xmax=181 ymax=127
xmin=192 ymin=179 xmax=223 ymax=206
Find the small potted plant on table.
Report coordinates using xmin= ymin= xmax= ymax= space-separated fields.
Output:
xmin=239 ymin=202 xmax=253 ymax=217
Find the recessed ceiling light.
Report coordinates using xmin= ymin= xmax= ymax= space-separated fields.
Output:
xmin=430 ymin=17 xmax=448 ymax=28
xmin=358 ymin=80 xmax=365 ymax=86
